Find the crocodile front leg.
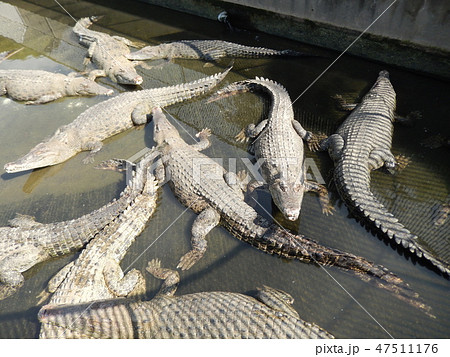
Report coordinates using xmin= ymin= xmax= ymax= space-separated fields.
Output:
xmin=87 ymin=69 xmax=107 ymax=81
xmin=177 ymin=206 xmax=221 ymax=270
xmin=292 ymin=120 xmax=313 ymax=142
xmin=304 ymin=180 xmax=334 ymax=215
xmin=81 ymin=141 xmax=103 ymax=164
xmin=146 ymin=259 xmax=179 ymax=296
xmin=191 ymin=128 xmax=211 ymax=151
xmin=103 ymin=259 xmax=146 ymax=297
xmin=26 ymin=93 xmax=64 ymax=105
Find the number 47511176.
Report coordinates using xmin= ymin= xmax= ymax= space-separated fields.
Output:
xmin=375 ymin=344 xmax=438 ymax=354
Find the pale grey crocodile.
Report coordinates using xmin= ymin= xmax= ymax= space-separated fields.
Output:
xmin=146 ymin=107 xmax=433 ymax=315
xmin=0 ymin=149 xmax=158 ymax=301
xmin=127 ymin=39 xmax=307 ymax=62
xmin=4 ymin=67 xmax=230 ymax=173
xmin=39 ymin=151 xmax=159 ymax=338
xmin=209 ymin=77 xmax=332 ymax=221
xmin=314 ymin=70 xmax=450 ymax=277
xmin=0 ymin=70 xmax=113 ymax=104
xmin=38 ymin=259 xmax=333 ymax=339
xmin=73 ymin=16 xmax=143 ymax=85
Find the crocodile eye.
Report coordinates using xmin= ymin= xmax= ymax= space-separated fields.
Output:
xmin=278 ymin=181 xmax=288 ymax=192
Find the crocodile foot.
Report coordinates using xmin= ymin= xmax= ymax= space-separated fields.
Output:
xmin=235 ymin=127 xmax=249 ymax=143
xmin=177 ymin=250 xmax=204 ymax=271
xmin=196 ymin=128 xmax=211 ymax=139
xmin=308 ymin=132 xmax=328 ymax=151
xmin=394 ymin=154 xmax=411 ymax=171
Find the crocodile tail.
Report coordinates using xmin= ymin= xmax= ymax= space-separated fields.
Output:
xmin=335 ymin=160 xmax=450 ymax=276
xmin=148 ymin=66 xmax=231 ymax=108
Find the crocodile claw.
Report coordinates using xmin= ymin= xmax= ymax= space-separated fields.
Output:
xmin=235 ymin=128 xmax=249 ymax=143
xmin=308 ymin=132 xmax=328 ymax=152
xmin=196 ymin=128 xmax=211 ymax=139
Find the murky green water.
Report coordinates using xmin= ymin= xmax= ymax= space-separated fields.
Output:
xmin=0 ymin=0 xmax=449 ymax=339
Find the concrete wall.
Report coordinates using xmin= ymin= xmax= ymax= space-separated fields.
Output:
xmin=224 ymin=0 xmax=450 ymax=52
xmin=135 ymin=0 xmax=450 ymax=78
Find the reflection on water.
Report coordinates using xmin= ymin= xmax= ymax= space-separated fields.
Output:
xmin=0 ymin=0 xmax=449 ymax=339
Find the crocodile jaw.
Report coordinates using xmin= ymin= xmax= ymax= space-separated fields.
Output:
xmin=4 ymin=140 xmax=76 ymax=173
xmin=269 ymin=181 xmax=304 ymax=221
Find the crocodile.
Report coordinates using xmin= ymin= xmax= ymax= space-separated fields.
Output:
xmin=148 ymin=107 xmax=433 ymax=315
xmin=39 ymin=151 xmax=159 ymax=338
xmin=73 ymin=16 xmax=143 ymax=85
xmin=38 ymin=259 xmax=333 ymax=339
xmin=4 ymin=67 xmax=230 ymax=173
xmin=0 ymin=148 xmax=159 ymax=301
xmin=313 ymin=70 xmax=450 ymax=276
xmin=209 ymin=77 xmax=332 ymax=221
xmin=0 ymin=70 xmax=113 ymax=104
xmin=127 ymin=39 xmax=307 ymax=62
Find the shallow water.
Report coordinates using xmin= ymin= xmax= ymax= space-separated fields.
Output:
xmin=0 ymin=0 xmax=449 ymax=339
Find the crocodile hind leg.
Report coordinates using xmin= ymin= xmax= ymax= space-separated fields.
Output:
xmin=146 ymin=259 xmax=179 ymax=296
xmin=103 ymin=259 xmax=146 ymax=297
xmin=315 ymin=134 xmax=344 ymax=162
xmin=36 ymin=261 xmax=75 ymax=304
xmin=368 ymin=148 xmax=396 ymax=173
xmin=177 ymin=206 xmax=221 ymax=270
xmin=236 ymin=120 xmax=268 ymax=143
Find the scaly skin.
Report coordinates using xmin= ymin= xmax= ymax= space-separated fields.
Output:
xmin=149 ymin=107 xmax=433 ymax=316
xmin=39 ymin=151 xmax=159 ymax=338
xmin=38 ymin=259 xmax=333 ymax=339
xmin=316 ymin=70 xmax=450 ymax=277
xmin=73 ymin=16 xmax=143 ymax=85
xmin=127 ymin=39 xmax=307 ymax=61
xmin=0 ymin=70 xmax=113 ymax=104
xmin=210 ymin=77 xmax=331 ymax=221
xmin=0 ymin=151 xmax=159 ymax=301
xmin=4 ymin=68 xmax=230 ymax=173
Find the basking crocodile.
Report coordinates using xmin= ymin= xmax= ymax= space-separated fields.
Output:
xmin=148 ymin=107 xmax=433 ymax=315
xmin=0 ymin=149 xmax=159 ymax=301
xmin=0 ymin=70 xmax=113 ymax=104
xmin=314 ymin=70 xmax=450 ymax=276
xmin=127 ymin=39 xmax=307 ymax=62
xmin=38 ymin=259 xmax=333 ymax=339
xmin=4 ymin=67 xmax=230 ymax=173
xmin=39 ymin=151 xmax=159 ymax=338
xmin=209 ymin=77 xmax=332 ymax=221
xmin=73 ymin=16 xmax=143 ymax=85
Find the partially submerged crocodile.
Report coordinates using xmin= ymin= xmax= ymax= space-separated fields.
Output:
xmin=0 ymin=150 xmax=158 ymax=301
xmin=209 ymin=77 xmax=332 ymax=221
xmin=148 ymin=107 xmax=433 ymax=315
xmin=4 ymin=67 xmax=230 ymax=173
xmin=73 ymin=16 xmax=143 ymax=85
xmin=0 ymin=70 xmax=113 ymax=104
xmin=127 ymin=39 xmax=307 ymax=62
xmin=39 ymin=151 xmax=159 ymax=338
xmin=38 ymin=259 xmax=333 ymax=339
xmin=314 ymin=70 xmax=450 ymax=276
